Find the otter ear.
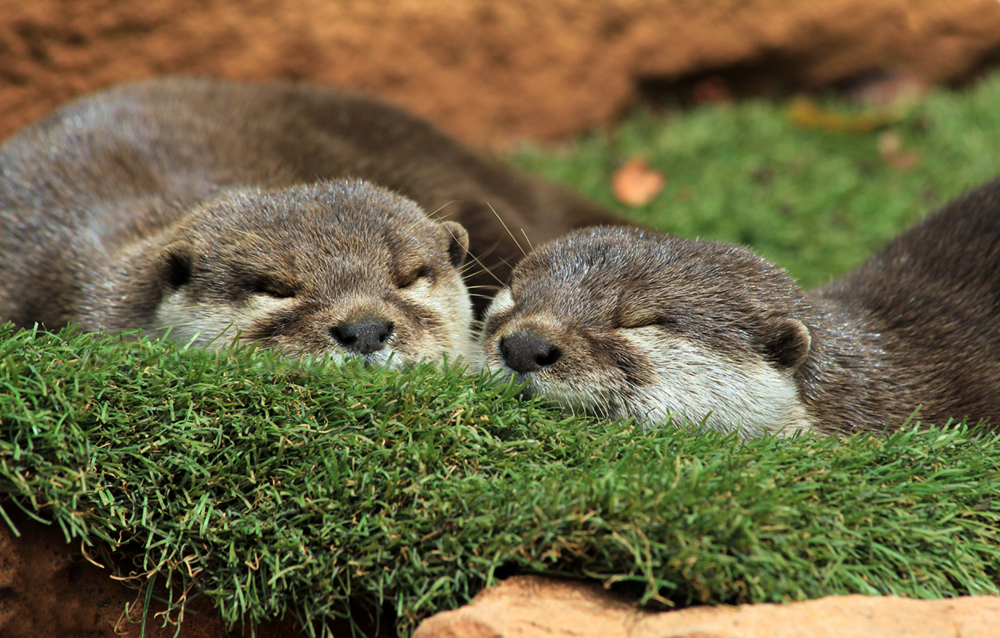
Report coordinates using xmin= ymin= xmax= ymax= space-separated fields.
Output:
xmin=762 ymin=317 xmax=811 ymax=371
xmin=156 ymin=241 xmax=194 ymax=291
xmin=442 ymin=221 xmax=469 ymax=268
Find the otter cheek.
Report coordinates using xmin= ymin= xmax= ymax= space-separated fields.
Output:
xmin=479 ymin=290 xmax=514 ymax=350
xmin=395 ymin=271 xmax=475 ymax=365
xmin=619 ymin=328 xmax=814 ymax=438
xmin=481 ymin=288 xmax=514 ymax=327
xmin=437 ymin=272 xmax=475 ymax=364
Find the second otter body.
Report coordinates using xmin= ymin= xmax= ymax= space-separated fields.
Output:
xmin=480 ymin=179 xmax=1000 ymax=436
xmin=0 ymin=78 xmax=622 ymax=363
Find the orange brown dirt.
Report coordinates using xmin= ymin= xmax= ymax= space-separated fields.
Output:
xmin=2 ymin=0 xmax=1000 ymax=148
xmin=0 ymin=508 xmax=356 ymax=638
xmin=0 ymin=508 xmax=290 ymax=637
xmin=412 ymin=575 xmax=1000 ymax=638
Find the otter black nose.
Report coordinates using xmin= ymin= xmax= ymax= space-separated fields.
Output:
xmin=331 ymin=320 xmax=394 ymax=354
xmin=499 ymin=335 xmax=561 ymax=373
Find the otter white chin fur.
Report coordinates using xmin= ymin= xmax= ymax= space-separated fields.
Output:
xmin=480 ymin=178 xmax=1000 ymax=437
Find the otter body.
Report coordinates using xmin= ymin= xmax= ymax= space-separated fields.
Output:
xmin=0 ymin=78 xmax=621 ymax=363
xmin=480 ymin=179 xmax=1000 ymax=436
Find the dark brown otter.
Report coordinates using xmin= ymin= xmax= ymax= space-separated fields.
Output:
xmin=480 ymin=178 xmax=1000 ymax=436
xmin=0 ymin=77 xmax=623 ymax=362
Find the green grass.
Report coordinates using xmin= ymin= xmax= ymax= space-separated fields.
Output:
xmin=510 ymin=74 xmax=1000 ymax=287
xmin=2 ymin=326 xmax=999 ymax=637
xmin=4 ymin=74 xmax=1000 ymax=636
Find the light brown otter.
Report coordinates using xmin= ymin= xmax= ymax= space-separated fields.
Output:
xmin=0 ymin=77 xmax=623 ymax=362
xmin=480 ymin=178 xmax=1000 ymax=437
xmin=2 ymin=176 xmax=475 ymax=365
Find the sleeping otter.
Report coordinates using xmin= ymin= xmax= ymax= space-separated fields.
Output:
xmin=479 ymin=178 xmax=1000 ymax=437
xmin=1 ymin=176 xmax=475 ymax=365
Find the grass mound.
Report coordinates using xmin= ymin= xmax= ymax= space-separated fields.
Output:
xmin=2 ymin=325 xmax=998 ymax=636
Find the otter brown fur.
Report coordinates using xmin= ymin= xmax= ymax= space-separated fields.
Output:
xmin=480 ymin=178 xmax=1000 ymax=437
xmin=2 ymin=174 xmax=474 ymax=364
xmin=0 ymin=77 xmax=623 ymax=362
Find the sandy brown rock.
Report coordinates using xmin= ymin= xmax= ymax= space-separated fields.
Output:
xmin=2 ymin=0 xmax=1000 ymax=148
xmin=413 ymin=575 xmax=1000 ymax=638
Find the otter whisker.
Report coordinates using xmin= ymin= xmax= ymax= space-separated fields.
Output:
xmin=465 ymin=284 xmax=503 ymax=291
xmin=488 ymin=202 xmax=528 ymax=258
xmin=520 ymin=228 xmax=535 ymax=253
xmin=462 ymin=250 xmax=506 ymax=286
xmin=460 ymin=264 xmax=502 ymax=282
xmin=426 ymin=200 xmax=460 ymax=221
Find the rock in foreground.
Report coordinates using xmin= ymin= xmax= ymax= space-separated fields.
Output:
xmin=413 ymin=575 xmax=1000 ymax=638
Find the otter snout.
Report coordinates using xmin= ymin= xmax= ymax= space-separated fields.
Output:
xmin=499 ymin=334 xmax=562 ymax=372
xmin=330 ymin=319 xmax=394 ymax=355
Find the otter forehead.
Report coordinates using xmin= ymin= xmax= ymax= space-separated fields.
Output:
xmin=507 ymin=226 xmax=805 ymax=330
xmin=185 ymin=181 xmax=453 ymax=290
xmin=199 ymin=181 xmax=445 ymax=248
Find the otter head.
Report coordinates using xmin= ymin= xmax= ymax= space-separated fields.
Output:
xmin=479 ymin=226 xmax=817 ymax=438
xmin=150 ymin=179 xmax=473 ymax=366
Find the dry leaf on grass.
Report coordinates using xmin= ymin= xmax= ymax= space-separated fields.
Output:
xmin=877 ymin=130 xmax=921 ymax=170
xmin=612 ymin=157 xmax=665 ymax=206
xmin=849 ymin=71 xmax=927 ymax=106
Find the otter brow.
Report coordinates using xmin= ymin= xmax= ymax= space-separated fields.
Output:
xmin=242 ymin=275 xmax=296 ymax=298
xmin=398 ymin=265 xmax=434 ymax=288
xmin=482 ymin=308 xmax=515 ymax=337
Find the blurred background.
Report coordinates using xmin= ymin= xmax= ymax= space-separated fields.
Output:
xmin=4 ymin=0 xmax=1000 ymax=286
xmin=3 ymin=0 xmax=1000 ymax=147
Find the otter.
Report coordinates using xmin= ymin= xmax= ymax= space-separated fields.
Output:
xmin=0 ymin=77 xmax=623 ymax=362
xmin=479 ymin=178 xmax=1000 ymax=437
xmin=2 ymin=177 xmax=475 ymax=365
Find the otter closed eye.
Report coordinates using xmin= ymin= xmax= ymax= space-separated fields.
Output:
xmin=246 ymin=277 xmax=296 ymax=299
xmin=479 ymin=179 xmax=1000 ymax=438
xmin=399 ymin=266 xmax=433 ymax=289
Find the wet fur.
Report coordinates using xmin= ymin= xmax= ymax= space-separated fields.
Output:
xmin=480 ymin=179 xmax=1000 ymax=436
